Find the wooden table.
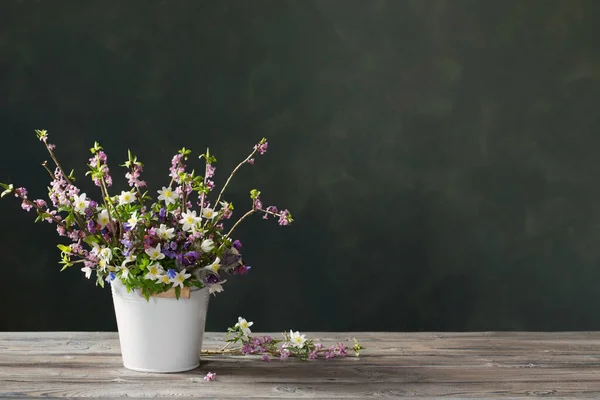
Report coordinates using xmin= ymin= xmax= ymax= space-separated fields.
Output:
xmin=2 ymin=332 xmax=600 ymax=398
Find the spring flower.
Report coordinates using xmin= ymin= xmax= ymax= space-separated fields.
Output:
xmin=120 ymin=266 xmax=131 ymax=279
xmin=158 ymin=274 xmax=171 ymax=285
xmin=261 ymin=354 xmax=270 ymax=362
xmin=254 ymin=140 xmax=268 ymax=155
xmin=289 ymin=330 xmax=307 ymax=349
xmin=280 ymin=348 xmax=291 ymax=360
xmin=177 ymin=251 xmax=200 ymax=267
xmin=106 ymin=271 xmax=116 ymax=282
xmin=157 ymin=186 xmax=178 ymax=205
xmin=156 ymin=224 xmax=175 ymax=240
xmin=145 ymin=244 xmax=165 ymax=260
xmin=204 ymin=257 xmax=221 ymax=274
xmin=121 ymin=254 xmax=136 ymax=266
xmin=179 ymin=210 xmax=200 ymax=232
xmin=118 ymin=190 xmax=135 ymax=205
xmin=171 ymin=269 xmax=191 ymax=288
xmin=204 ymin=372 xmax=216 ymax=382
xmin=81 ymin=266 xmax=92 ymax=279
xmin=278 ymin=209 xmax=292 ymax=226
xmin=99 ymin=247 xmax=112 ymax=261
xmin=208 ymin=283 xmax=224 ymax=296
xmin=167 ymin=269 xmax=177 ymax=279
xmin=200 ymin=239 xmax=214 ymax=252
xmin=144 ymin=262 xmax=164 ymax=280
xmin=125 ymin=211 xmax=139 ymax=230
xmin=232 ymin=240 xmax=242 ymax=250
xmin=202 ymin=207 xmax=217 ymax=220
xmin=96 ymin=209 xmax=110 ymax=229
xmin=235 ymin=317 xmax=254 ymax=336
xmin=73 ymin=193 xmax=90 ymax=214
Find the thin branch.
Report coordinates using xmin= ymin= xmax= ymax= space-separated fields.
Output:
xmin=214 ymin=148 xmax=257 ymax=211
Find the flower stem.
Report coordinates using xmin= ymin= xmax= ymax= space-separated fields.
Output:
xmin=226 ymin=209 xmax=255 ymax=238
xmin=214 ymin=148 xmax=257 ymax=211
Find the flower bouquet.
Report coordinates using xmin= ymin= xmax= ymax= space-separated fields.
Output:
xmin=0 ymin=130 xmax=292 ymax=372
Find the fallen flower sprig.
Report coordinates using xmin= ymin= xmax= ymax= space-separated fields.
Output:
xmin=201 ymin=317 xmax=364 ymax=361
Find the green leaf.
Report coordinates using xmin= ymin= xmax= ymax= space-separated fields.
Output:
xmin=1 ymin=183 xmax=14 ymax=198
xmin=57 ymin=244 xmax=72 ymax=253
xmin=175 ymin=286 xmax=181 ymax=299
xmin=35 ymin=129 xmax=48 ymax=140
xmin=250 ymin=189 xmax=261 ymax=200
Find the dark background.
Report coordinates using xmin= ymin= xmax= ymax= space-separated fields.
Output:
xmin=1 ymin=0 xmax=600 ymax=332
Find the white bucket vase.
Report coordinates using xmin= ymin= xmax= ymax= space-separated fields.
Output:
xmin=111 ymin=279 xmax=210 ymax=373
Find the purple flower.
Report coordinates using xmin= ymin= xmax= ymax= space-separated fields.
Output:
xmin=87 ymin=220 xmax=96 ymax=233
xmin=280 ymin=348 xmax=291 ymax=360
xmin=247 ymin=158 xmax=255 ymax=165
xmin=232 ymin=240 xmax=242 ymax=250
xmin=206 ymin=164 xmax=215 ymax=178
xmin=336 ymin=343 xmax=348 ymax=356
xmin=158 ymin=207 xmax=167 ymax=221
xmin=220 ymin=249 xmax=242 ymax=270
xmin=176 ymin=251 xmax=200 ymax=267
xmin=254 ymin=198 xmax=263 ymax=210
xmin=167 ymin=269 xmax=177 ymax=279
xmin=325 ymin=351 xmax=335 ymax=359
xmin=278 ymin=209 xmax=292 ymax=226
xmin=254 ymin=141 xmax=268 ymax=155
xmin=308 ymin=350 xmax=318 ymax=360
xmin=21 ymin=201 xmax=33 ymax=211
xmin=204 ymin=274 xmax=222 ymax=285
xmin=204 ymin=372 xmax=216 ymax=382
xmin=261 ymin=354 xmax=270 ymax=362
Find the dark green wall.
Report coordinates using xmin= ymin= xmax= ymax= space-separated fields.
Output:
xmin=2 ymin=0 xmax=600 ymax=332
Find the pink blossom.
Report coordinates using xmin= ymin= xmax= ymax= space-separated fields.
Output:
xmin=280 ymin=348 xmax=291 ymax=360
xmin=254 ymin=141 xmax=268 ymax=155
xmin=34 ymin=199 xmax=47 ymax=208
xmin=278 ymin=209 xmax=291 ymax=226
xmin=247 ymin=158 xmax=255 ymax=165
xmin=261 ymin=354 xmax=270 ymax=362
xmin=206 ymin=164 xmax=215 ymax=178
xmin=204 ymin=372 xmax=216 ymax=382
xmin=21 ymin=201 xmax=33 ymax=211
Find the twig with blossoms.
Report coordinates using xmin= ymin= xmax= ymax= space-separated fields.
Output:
xmin=0 ymin=130 xmax=293 ymax=299
xmin=200 ymin=317 xmax=364 ymax=362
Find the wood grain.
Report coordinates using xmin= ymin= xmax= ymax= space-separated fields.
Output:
xmin=2 ymin=332 xmax=600 ymax=398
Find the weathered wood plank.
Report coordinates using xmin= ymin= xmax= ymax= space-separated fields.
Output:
xmin=2 ymin=332 xmax=600 ymax=398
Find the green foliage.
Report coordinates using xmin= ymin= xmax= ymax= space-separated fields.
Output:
xmin=0 ymin=183 xmax=14 ymax=198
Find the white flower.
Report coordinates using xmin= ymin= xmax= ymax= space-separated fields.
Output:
xmin=202 ymin=207 xmax=217 ymax=220
xmin=126 ymin=211 xmax=139 ymax=228
xmin=158 ymin=274 xmax=171 ymax=285
xmin=289 ymin=330 xmax=307 ymax=349
xmin=90 ymin=243 xmax=101 ymax=257
xmin=171 ymin=269 xmax=191 ymax=289
xmin=156 ymin=223 xmax=175 ymax=240
xmin=157 ymin=186 xmax=178 ymax=205
xmin=235 ymin=317 xmax=254 ymax=336
xmin=73 ymin=193 xmax=90 ymax=214
xmin=119 ymin=190 xmax=136 ymax=205
xmin=120 ymin=267 xmax=131 ymax=280
xmin=144 ymin=262 xmax=164 ymax=280
xmin=208 ymin=280 xmax=226 ymax=296
xmin=179 ymin=210 xmax=201 ymax=232
xmin=81 ymin=266 xmax=92 ymax=279
xmin=96 ymin=210 xmax=110 ymax=229
xmin=99 ymin=247 xmax=112 ymax=261
xmin=204 ymin=257 xmax=221 ymax=274
xmin=145 ymin=244 xmax=165 ymax=260
xmin=97 ymin=258 xmax=112 ymax=272
xmin=200 ymin=239 xmax=215 ymax=253
xmin=121 ymin=254 xmax=136 ymax=267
